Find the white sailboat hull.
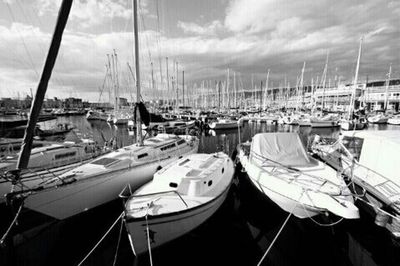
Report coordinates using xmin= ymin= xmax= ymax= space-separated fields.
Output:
xmin=388 ymin=118 xmax=400 ymax=125
xmin=367 ymin=116 xmax=388 ymax=124
xmin=340 ymin=120 xmax=367 ymax=131
xmin=86 ymin=111 xmax=108 ymax=121
xmin=20 ymin=134 xmax=199 ymax=220
xmin=310 ymin=120 xmax=340 ymax=128
xmin=209 ymin=121 xmax=239 ymax=130
xmin=24 ymin=153 xmax=195 ymax=220
xmin=126 ymin=187 xmax=229 ymax=255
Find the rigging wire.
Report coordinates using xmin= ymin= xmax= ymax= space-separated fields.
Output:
xmin=15 ymin=0 xmax=69 ymax=89
xmin=5 ymin=2 xmax=40 ymax=79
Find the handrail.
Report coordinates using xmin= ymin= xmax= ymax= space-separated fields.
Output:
xmin=248 ymin=149 xmax=341 ymax=191
xmin=128 ymin=189 xmax=188 ymax=208
xmin=314 ymin=141 xmax=400 ymax=202
xmin=317 ymin=141 xmax=394 ymax=186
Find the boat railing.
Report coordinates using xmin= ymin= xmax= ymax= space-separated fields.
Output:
xmin=249 ymin=149 xmax=341 ymax=192
xmin=314 ymin=140 xmax=400 ymax=205
xmin=124 ymin=189 xmax=189 ymax=208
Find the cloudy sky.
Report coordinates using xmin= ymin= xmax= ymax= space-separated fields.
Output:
xmin=0 ymin=0 xmax=399 ymax=102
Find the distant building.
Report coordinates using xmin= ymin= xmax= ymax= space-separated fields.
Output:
xmin=0 ymin=95 xmax=32 ymax=110
xmin=65 ymin=97 xmax=83 ymax=108
xmin=118 ymin=97 xmax=128 ymax=107
xmin=44 ymin=97 xmax=62 ymax=109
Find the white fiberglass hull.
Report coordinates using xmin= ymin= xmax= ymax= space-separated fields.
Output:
xmin=86 ymin=111 xmax=108 ymax=121
xmin=367 ymin=116 xmax=388 ymax=124
xmin=126 ymin=188 xmax=229 ymax=256
xmin=310 ymin=120 xmax=340 ymax=128
xmin=340 ymin=121 xmax=367 ymax=131
xmin=209 ymin=121 xmax=239 ymax=130
xmin=388 ymin=118 xmax=400 ymax=125
xmin=238 ymin=149 xmax=359 ymax=219
xmin=22 ymin=145 xmax=198 ymax=220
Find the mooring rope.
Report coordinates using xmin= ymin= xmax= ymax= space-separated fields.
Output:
xmin=257 ymin=210 xmax=293 ymax=266
xmin=0 ymin=201 xmax=24 ymax=246
xmin=145 ymin=203 xmax=154 ymax=266
xmin=353 ymin=195 xmax=400 ymax=222
xmin=257 ymin=192 xmax=305 ymax=266
xmin=77 ymin=211 xmax=124 ymax=266
xmin=112 ymin=216 xmax=124 ymax=266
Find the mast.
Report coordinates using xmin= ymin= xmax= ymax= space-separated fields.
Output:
xmin=264 ymin=69 xmax=270 ymax=110
xmin=300 ymin=62 xmax=306 ymax=109
xmin=17 ymin=0 xmax=73 ymax=170
xmin=348 ymin=37 xmax=363 ymax=118
xmin=182 ymin=70 xmax=185 ymax=108
xmin=233 ymin=71 xmax=236 ymax=110
xmin=114 ymin=49 xmax=120 ymax=112
xmin=166 ymin=57 xmax=169 ymax=107
xmin=321 ymin=51 xmax=329 ymax=110
xmin=384 ymin=64 xmax=392 ymax=111
xmin=218 ymin=81 xmax=221 ymax=113
xmin=260 ymin=81 xmax=263 ymax=111
xmin=132 ymin=0 xmax=143 ymax=145
xmin=227 ymin=68 xmax=230 ymax=110
xmin=176 ymin=61 xmax=179 ymax=112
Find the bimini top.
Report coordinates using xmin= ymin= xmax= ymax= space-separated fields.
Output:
xmin=251 ymin=132 xmax=314 ymax=167
xmin=342 ymin=130 xmax=400 ymax=184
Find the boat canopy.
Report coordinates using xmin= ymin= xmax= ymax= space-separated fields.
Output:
xmin=251 ymin=133 xmax=313 ymax=167
xmin=346 ymin=131 xmax=400 ymax=185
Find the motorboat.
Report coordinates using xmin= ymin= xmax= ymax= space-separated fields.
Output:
xmin=388 ymin=114 xmax=400 ymax=125
xmin=310 ymin=114 xmax=340 ymax=128
xmin=312 ymin=131 xmax=400 ymax=237
xmin=209 ymin=118 xmax=240 ymax=130
xmin=340 ymin=117 xmax=368 ymax=131
xmin=236 ymin=132 xmax=359 ymax=219
xmin=7 ymin=134 xmax=199 ymax=220
xmin=86 ymin=110 xmax=109 ymax=121
xmin=367 ymin=113 xmax=388 ymax=124
xmin=124 ymin=152 xmax=234 ymax=255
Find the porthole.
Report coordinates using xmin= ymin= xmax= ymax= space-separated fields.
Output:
xmin=208 ymin=180 xmax=212 ymax=186
xmin=221 ymin=168 xmax=224 ymax=174
xmin=169 ymin=182 xmax=178 ymax=188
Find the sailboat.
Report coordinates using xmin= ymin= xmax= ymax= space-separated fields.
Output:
xmin=124 ymin=152 xmax=234 ymax=255
xmin=311 ymin=131 xmax=400 ymax=237
xmin=5 ymin=0 xmax=199 ymax=221
xmin=341 ymin=38 xmax=368 ymax=130
xmin=367 ymin=65 xmax=392 ymax=124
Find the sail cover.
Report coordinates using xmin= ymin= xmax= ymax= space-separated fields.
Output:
xmin=250 ymin=132 xmax=313 ymax=167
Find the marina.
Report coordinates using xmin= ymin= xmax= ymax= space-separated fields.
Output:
xmin=1 ymin=0 xmax=400 ymax=266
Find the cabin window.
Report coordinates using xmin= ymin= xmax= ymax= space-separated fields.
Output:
xmin=179 ymin=158 xmax=190 ymax=166
xmin=138 ymin=153 xmax=148 ymax=159
xmin=160 ymin=143 xmax=176 ymax=151
xmin=169 ymin=182 xmax=178 ymax=188
xmin=221 ymin=168 xmax=224 ymax=174
xmin=208 ymin=180 xmax=213 ymax=186
xmin=55 ymin=151 xmax=77 ymax=160
xmin=91 ymin=157 xmax=120 ymax=166
xmin=177 ymin=139 xmax=186 ymax=145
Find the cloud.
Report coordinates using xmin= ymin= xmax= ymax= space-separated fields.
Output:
xmin=177 ymin=20 xmax=223 ymax=36
xmin=36 ymin=0 xmax=131 ymax=28
xmin=1 ymin=0 xmax=399 ymax=101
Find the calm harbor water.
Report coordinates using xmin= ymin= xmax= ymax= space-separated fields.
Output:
xmin=2 ymin=115 xmax=400 ymax=266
